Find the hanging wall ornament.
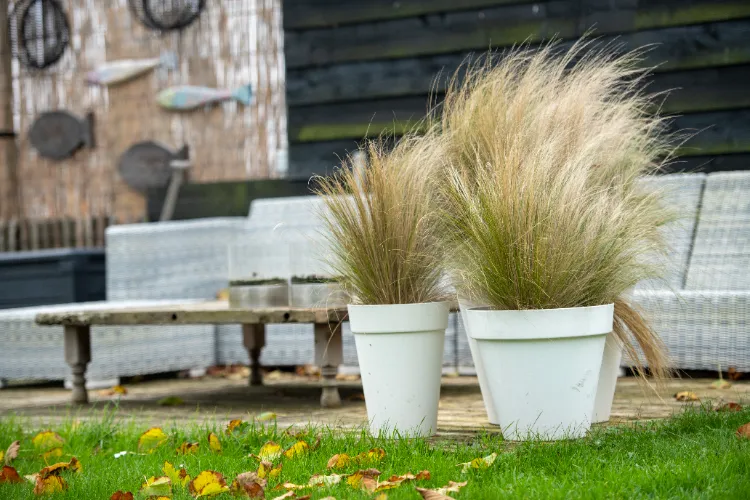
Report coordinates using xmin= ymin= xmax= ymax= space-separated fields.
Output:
xmin=8 ymin=0 xmax=71 ymax=70
xmin=118 ymin=141 xmax=189 ymax=192
xmin=128 ymin=0 xmax=206 ymax=32
xmin=28 ymin=111 xmax=95 ymax=161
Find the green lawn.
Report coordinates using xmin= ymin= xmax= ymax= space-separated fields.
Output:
xmin=1 ymin=404 xmax=749 ymax=499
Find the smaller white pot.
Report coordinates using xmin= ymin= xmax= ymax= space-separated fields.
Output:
xmin=592 ymin=331 xmax=623 ymax=423
xmin=348 ymin=301 xmax=449 ymax=437
xmin=458 ymin=299 xmax=499 ymax=425
xmin=467 ymin=304 xmax=613 ymax=441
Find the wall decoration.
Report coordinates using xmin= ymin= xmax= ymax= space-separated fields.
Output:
xmin=156 ymin=84 xmax=253 ymax=111
xmin=8 ymin=0 xmax=70 ymax=70
xmin=128 ymin=0 xmax=206 ymax=32
xmin=86 ymin=52 xmax=178 ymax=87
xmin=28 ymin=111 xmax=95 ymax=161
xmin=118 ymin=141 xmax=189 ymax=193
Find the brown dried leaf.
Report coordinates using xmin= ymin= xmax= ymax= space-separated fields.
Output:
xmin=176 ymin=442 xmax=200 ymax=455
xmin=226 ymin=419 xmax=247 ymax=435
xmin=737 ymin=422 xmax=750 ymax=439
xmin=38 ymin=456 xmax=82 ymax=478
xmin=727 ymin=367 xmax=743 ymax=380
xmin=326 ymin=453 xmax=351 ymax=469
xmin=230 ymin=475 xmax=265 ymax=498
xmin=0 ymin=465 xmax=23 ymax=484
xmin=716 ymin=402 xmax=743 ymax=412
xmin=4 ymin=441 xmax=19 ymax=465
xmin=110 ymin=492 xmax=135 ymax=500
xmin=674 ymin=391 xmax=699 ymax=402
xmin=346 ymin=468 xmax=381 ymax=489
xmin=271 ymin=492 xmax=296 ymax=500
xmin=416 ymin=480 xmax=468 ymax=499
xmin=33 ymin=475 xmax=68 ymax=495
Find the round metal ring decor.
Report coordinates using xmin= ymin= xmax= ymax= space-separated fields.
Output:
xmin=128 ymin=0 xmax=206 ymax=32
xmin=8 ymin=0 xmax=70 ymax=70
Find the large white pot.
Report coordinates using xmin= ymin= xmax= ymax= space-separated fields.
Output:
xmin=592 ymin=332 xmax=623 ymax=423
xmin=458 ymin=299 xmax=499 ymax=425
xmin=348 ymin=301 xmax=450 ymax=437
xmin=467 ymin=304 xmax=613 ymax=441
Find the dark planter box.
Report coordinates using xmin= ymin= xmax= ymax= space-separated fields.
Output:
xmin=0 ymin=248 xmax=105 ymax=309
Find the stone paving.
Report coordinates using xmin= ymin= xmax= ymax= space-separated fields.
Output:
xmin=1 ymin=373 xmax=748 ymax=439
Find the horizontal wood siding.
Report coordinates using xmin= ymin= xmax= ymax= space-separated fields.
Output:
xmin=283 ymin=0 xmax=750 ymax=177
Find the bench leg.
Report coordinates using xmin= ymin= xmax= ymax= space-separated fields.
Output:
xmin=64 ymin=325 xmax=91 ymax=405
xmin=314 ymin=322 xmax=344 ymax=408
xmin=243 ymin=324 xmax=266 ymax=386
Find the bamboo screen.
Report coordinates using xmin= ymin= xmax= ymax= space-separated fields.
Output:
xmin=1 ymin=0 xmax=286 ymax=223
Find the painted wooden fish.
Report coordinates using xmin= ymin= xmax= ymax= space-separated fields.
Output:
xmin=156 ymin=84 xmax=253 ymax=111
xmin=86 ymin=52 xmax=178 ymax=87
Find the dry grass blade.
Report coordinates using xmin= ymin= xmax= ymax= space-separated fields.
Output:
xmin=313 ymin=131 xmax=448 ymax=305
xmin=433 ymin=38 xmax=678 ymax=379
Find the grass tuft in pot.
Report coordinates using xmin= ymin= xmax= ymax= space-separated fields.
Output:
xmin=313 ymin=132 xmax=451 ymax=437
xmin=434 ymin=40 xmax=679 ymax=438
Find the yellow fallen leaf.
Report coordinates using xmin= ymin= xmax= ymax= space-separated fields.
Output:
xmin=458 ymin=452 xmax=497 ymax=473
xmin=140 ymin=476 xmax=172 ymax=497
xmin=38 ymin=457 xmax=82 ymax=478
xmin=373 ymin=495 xmax=388 ymax=500
xmin=309 ymin=473 xmax=346 ymax=487
xmin=158 ymin=396 xmax=185 ymax=406
xmin=283 ymin=441 xmax=309 ymax=459
xmin=674 ymin=391 xmax=700 ymax=402
xmin=189 ymin=470 xmax=230 ymax=497
xmin=139 ymin=427 xmax=169 ymax=453
xmin=163 ymin=461 xmax=191 ymax=488
xmin=33 ymin=474 xmax=67 ymax=495
xmin=416 ymin=480 xmax=468 ymax=499
xmin=256 ymin=412 xmax=277 ymax=422
xmin=32 ymin=431 xmax=64 ymax=455
xmin=0 ymin=465 xmax=23 ymax=484
xmin=226 ymin=419 xmax=247 ymax=435
xmin=176 ymin=442 xmax=200 ymax=455
xmin=356 ymin=448 xmax=386 ymax=464
xmin=99 ymin=385 xmax=128 ymax=397
xmin=326 ymin=453 xmax=351 ymax=469
xmin=4 ymin=440 xmax=20 ymax=465
xmin=346 ymin=469 xmax=381 ymax=489
xmin=256 ymin=441 xmax=282 ymax=462
xmin=257 ymin=461 xmax=282 ymax=480
xmin=0 ymin=451 xmax=3 ymax=463
xmin=208 ymin=433 xmax=222 ymax=454
xmin=41 ymin=447 xmax=63 ymax=462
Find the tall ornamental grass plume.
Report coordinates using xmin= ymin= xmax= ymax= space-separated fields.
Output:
xmin=313 ymin=131 xmax=449 ymax=305
xmin=434 ymin=40 xmax=678 ymax=380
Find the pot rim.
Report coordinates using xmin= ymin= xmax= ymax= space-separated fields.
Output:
xmin=348 ymin=301 xmax=450 ymax=334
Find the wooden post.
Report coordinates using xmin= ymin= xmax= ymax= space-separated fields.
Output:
xmin=314 ymin=322 xmax=343 ymax=408
xmin=0 ymin=0 xmax=20 ymax=220
xmin=242 ymin=324 xmax=266 ymax=386
xmin=64 ymin=325 xmax=92 ymax=404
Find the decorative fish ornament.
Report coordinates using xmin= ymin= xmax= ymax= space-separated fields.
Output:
xmin=156 ymin=84 xmax=253 ymax=111
xmin=86 ymin=52 xmax=178 ymax=87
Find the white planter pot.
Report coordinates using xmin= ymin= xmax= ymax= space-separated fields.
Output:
xmin=592 ymin=331 xmax=623 ymax=423
xmin=348 ymin=301 xmax=450 ymax=437
xmin=467 ymin=304 xmax=613 ymax=441
xmin=458 ymin=299 xmax=499 ymax=425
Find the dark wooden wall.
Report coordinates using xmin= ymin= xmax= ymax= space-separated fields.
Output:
xmin=282 ymin=0 xmax=750 ymax=178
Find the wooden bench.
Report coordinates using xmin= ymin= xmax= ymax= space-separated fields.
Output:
xmin=35 ymin=300 xmax=348 ymax=407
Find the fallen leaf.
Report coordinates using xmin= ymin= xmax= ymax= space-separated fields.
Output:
xmin=139 ymin=427 xmax=169 ymax=453
xmin=98 ymin=385 xmax=128 ymax=397
xmin=217 ymin=289 xmax=229 ymax=301
xmin=233 ymin=471 xmax=267 ymax=491
xmin=346 ymin=468 xmax=381 ymax=489
xmin=0 ymin=465 xmax=23 ymax=484
xmin=230 ymin=478 xmax=265 ymax=498
xmin=257 ymin=461 xmax=282 ymax=480
xmin=38 ymin=457 xmax=82 ymax=478
xmin=226 ymin=420 xmax=247 ymax=435
xmin=373 ymin=495 xmax=388 ymax=500
xmin=265 ymin=370 xmax=285 ymax=381
xmin=295 ymin=364 xmax=320 ymax=377
xmin=356 ymin=448 xmax=386 ymax=464
xmin=284 ymin=441 xmax=309 ymax=459
xmin=256 ymin=441 xmax=283 ymax=462
xmin=385 ymin=470 xmax=431 ymax=483
xmin=271 ymin=492 xmax=296 ymax=500
xmin=416 ymin=480 xmax=468 ymax=499
xmin=110 ymin=492 xmax=135 ymax=500
xmin=319 ymin=497 xmax=337 ymax=500
xmin=208 ymin=433 xmax=222 ymax=454
xmin=334 ymin=373 xmax=359 ymax=381
xmin=308 ymin=474 xmax=346 ymax=487
xmin=727 ymin=367 xmax=743 ymax=380
xmin=738 ymin=423 xmax=750 ymax=439
xmin=189 ymin=470 xmax=230 ymax=498
xmin=256 ymin=412 xmax=277 ymax=422
xmin=32 ymin=431 xmax=64 ymax=461
xmin=716 ymin=402 xmax=744 ymax=412
xmin=279 ymin=482 xmax=312 ymax=491
xmin=33 ymin=475 xmax=67 ymax=495
xmin=158 ymin=396 xmax=185 ymax=406
xmin=176 ymin=442 xmax=200 ymax=455
xmin=163 ymin=461 xmax=191 ymax=488
xmin=458 ymin=452 xmax=497 ymax=473
xmin=711 ymin=379 xmax=732 ymax=390
xmin=326 ymin=453 xmax=351 ymax=469
xmin=140 ymin=476 xmax=172 ymax=497
xmin=4 ymin=441 xmax=19 ymax=465
xmin=674 ymin=391 xmax=699 ymax=402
